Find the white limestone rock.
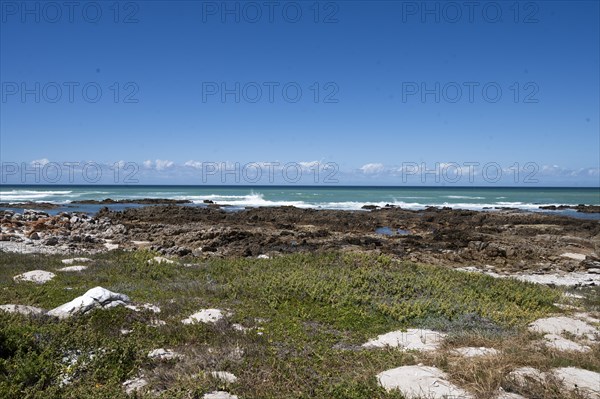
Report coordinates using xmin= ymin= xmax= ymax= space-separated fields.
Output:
xmin=147 ymin=348 xmax=182 ymax=360
xmin=552 ymin=367 xmax=600 ymax=398
xmin=182 ymin=309 xmax=225 ymax=325
xmin=507 ymin=367 xmax=546 ymax=385
xmin=123 ymin=377 xmax=148 ymax=394
xmin=125 ymin=303 xmax=161 ymax=313
xmin=61 ymin=257 xmax=92 ymax=264
xmin=210 ymin=371 xmax=238 ymax=384
xmin=57 ymin=265 xmax=88 ymax=272
xmin=0 ymin=304 xmax=46 ymax=316
xmin=376 ymin=365 xmax=473 ymax=398
xmin=13 ymin=270 xmax=56 ymax=284
xmin=148 ymin=256 xmax=175 ymax=265
xmin=564 ymin=292 xmax=585 ymax=299
xmin=104 ymin=242 xmax=119 ymax=250
xmin=47 ymin=287 xmax=130 ymax=319
xmin=542 ymin=333 xmax=591 ymax=352
xmin=203 ymin=392 xmax=238 ymax=399
xmin=362 ymin=329 xmax=446 ymax=351
xmin=496 ymin=391 xmax=528 ymax=399
xmin=573 ymin=312 xmax=600 ymax=324
xmin=452 ymin=347 xmax=500 ymax=357
xmin=514 ymin=272 xmax=600 ymax=287
xmin=528 ymin=316 xmax=598 ymax=340
xmin=149 ymin=319 xmax=167 ymax=327
xmin=561 ymin=252 xmax=587 ymax=261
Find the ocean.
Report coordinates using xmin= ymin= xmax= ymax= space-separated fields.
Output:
xmin=1 ymin=185 xmax=599 ymax=219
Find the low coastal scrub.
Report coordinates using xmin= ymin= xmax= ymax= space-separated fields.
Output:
xmin=0 ymin=250 xmax=595 ymax=398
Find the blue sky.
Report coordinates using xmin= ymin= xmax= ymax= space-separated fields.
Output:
xmin=1 ymin=0 xmax=599 ymax=185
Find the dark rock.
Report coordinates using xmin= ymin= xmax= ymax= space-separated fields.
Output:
xmin=583 ymin=260 xmax=600 ymax=269
xmin=361 ymin=205 xmax=379 ymax=210
xmin=44 ymin=237 xmax=59 ymax=246
xmin=4 ymin=202 xmax=59 ymax=210
xmin=539 ymin=204 xmax=600 ymax=213
xmin=177 ymin=247 xmax=191 ymax=256
xmin=74 ymin=198 xmax=192 ymax=205
xmin=484 ymin=243 xmax=507 ymax=258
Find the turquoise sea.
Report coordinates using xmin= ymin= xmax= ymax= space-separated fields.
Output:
xmin=0 ymin=185 xmax=599 ymax=219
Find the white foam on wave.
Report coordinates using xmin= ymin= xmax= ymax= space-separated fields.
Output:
xmin=76 ymin=191 xmax=111 ymax=195
xmin=183 ymin=193 xmax=306 ymax=208
xmin=1 ymin=190 xmax=73 ymax=195
xmin=0 ymin=190 xmax=74 ymax=201
xmin=180 ymin=194 xmax=552 ymax=212
xmin=444 ymin=195 xmax=486 ymax=200
xmin=0 ymin=189 xmax=583 ymax=214
xmin=495 ymin=201 xmax=554 ymax=210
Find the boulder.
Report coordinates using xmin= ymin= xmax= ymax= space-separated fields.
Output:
xmin=44 ymin=237 xmax=59 ymax=246
xmin=47 ymin=287 xmax=130 ymax=319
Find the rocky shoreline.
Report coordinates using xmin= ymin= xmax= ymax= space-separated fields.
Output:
xmin=1 ymin=205 xmax=599 ymax=286
xmin=72 ymin=198 xmax=194 ymax=205
xmin=538 ymin=204 xmax=600 ymax=213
